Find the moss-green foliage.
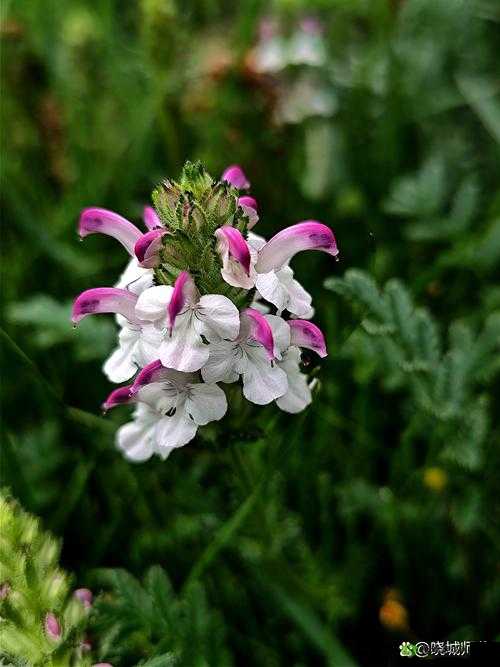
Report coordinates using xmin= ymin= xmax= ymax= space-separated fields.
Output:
xmin=90 ymin=566 xmax=232 ymax=666
xmin=0 ymin=493 xmax=93 ymax=666
xmin=2 ymin=0 xmax=500 ymax=665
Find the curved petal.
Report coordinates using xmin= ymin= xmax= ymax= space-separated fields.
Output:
xmin=215 ymin=226 xmax=252 ymax=274
xmin=72 ymin=288 xmax=139 ymax=324
xmin=102 ymin=385 xmax=134 ymax=412
xmin=289 ymin=320 xmax=327 ymax=357
xmin=256 ymin=221 xmax=338 ymax=273
xmin=154 ymin=411 xmax=198 ymax=449
xmin=168 ymin=271 xmax=198 ymax=333
xmin=196 ymin=294 xmax=240 ymax=340
xmin=184 ymin=383 xmax=228 ymax=425
xmin=78 ymin=207 xmax=142 ymax=256
xmin=241 ymin=308 xmax=275 ymax=359
xmin=135 ymin=285 xmax=173 ymax=322
xmin=221 ymin=164 xmax=250 ymax=189
xmin=143 ymin=205 xmax=162 ymax=230
xmin=242 ymin=347 xmax=288 ymax=405
xmin=134 ymin=229 xmax=166 ymax=268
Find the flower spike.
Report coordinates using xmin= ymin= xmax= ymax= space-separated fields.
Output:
xmin=256 ymin=221 xmax=338 ymax=273
xmin=72 ymin=288 xmax=139 ymax=325
xmin=289 ymin=320 xmax=327 ymax=357
xmin=79 ymin=207 xmax=143 ymax=256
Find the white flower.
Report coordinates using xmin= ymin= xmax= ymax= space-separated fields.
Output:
xmin=135 ymin=272 xmax=240 ymax=372
xmin=201 ymin=310 xmax=290 ymax=405
xmin=114 ymin=362 xmax=228 ymax=459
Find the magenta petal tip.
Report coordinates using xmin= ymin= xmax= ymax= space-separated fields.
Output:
xmin=221 ymin=165 xmax=250 ymax=190
xmin=215 ymin=226 xmax=252 ymax=275
xmin=78 ymin=207 xmax=142 ymax=256
xmin=143 ymin=205 xmax=162 ymax=230
xmin=134 ymin=229 xmax=166 ymax=268
xmin=289 ymin=320 xmax=327 ymax=357
xmin=131 ymin=359 xmax=164 ymax=394
xmin=102 ymin=385 xmax=134 ymax=412
xmin=242 ymin=308 xmax=275 ymax=359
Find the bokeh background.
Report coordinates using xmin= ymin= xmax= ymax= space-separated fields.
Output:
xmin=1 ymin=0 xmax=500 ymax=665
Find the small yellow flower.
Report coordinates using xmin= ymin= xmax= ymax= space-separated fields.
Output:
xmin=423 ymin=467 xmax=448 ymax=492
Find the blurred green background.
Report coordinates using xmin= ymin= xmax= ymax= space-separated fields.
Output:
xmin=1 ymin=0 xmax=500 ymax=665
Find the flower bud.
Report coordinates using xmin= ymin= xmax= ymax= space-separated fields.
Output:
xmin=74 ymin=587 xmax=93 ymax=609
xmin=44 ymin=612 xmax=62 ymax=641
xmin=0 ymin=582 xmax=11 ymax=599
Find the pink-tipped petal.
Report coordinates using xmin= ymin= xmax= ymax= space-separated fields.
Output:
xmin=143 ymin=205 xmax=162 ymax=230
xmin=241 ymin=308 xmax=275 ymax=359
xmin=134 ymin=229 xmax=166 ymax=268
xmin=44 ymin=613 xmax=61 ymax=641
xmin=74 ymin=588 xmax=93 ymax=609
xmin=72 ymin=288 xmax=139 ymax=325
xmin=102 ymin=385 xmax=134 ymax=412
xmin=168 ymin=271 xmax=197 ymax=332
xmin=221 ymin=165 xmax=250 ymax=190
xmin=131 ymin=359 xmax=165 ymax=393
xmin=289 ymin=320 xmax=327 ymax=357
xmin=215 ymin=226 xmax=252 ymax=275
xmin=78 ymin=208 xmax=143 ymax=256
xmin=238 ymin=196 xmax=258 ymax=211
xmin=255 ymin=221 xmax=338 ymax=273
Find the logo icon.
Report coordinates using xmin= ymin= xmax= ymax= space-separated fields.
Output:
xmin=399 ymin=641 xmax=415 ymax=657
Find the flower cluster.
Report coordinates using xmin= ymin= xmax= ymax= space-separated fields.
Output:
xmin=72 ymin=162 xmax=338 ymax=462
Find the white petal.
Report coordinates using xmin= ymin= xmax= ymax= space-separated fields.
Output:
xmin=135 ymin=324 xmax=163 ymax=366
xmin=184 ymin=383 xmax=228 ymax=425
xmin=276 ymin=348 xmax=312 ymax=413
xmin=103 ymin=327 xmax=140 ymax=383
xmin=196 ymin=294 xmax=240 ymax=340
xmin=137 ymin=381 xmax=179 ymax=414
xmin=242 ymin=346 xmax=288 ymax=405
xmin=201 ymin=341 xmax=241 ymax=384
xmin=154 ymin=411 xmax=198 ymax=449
xmin=116 ymin=414 xmax=156 ymax=462
xmin=255 ymin=270 xmax=288 ymax=314
xmin=159 ymin=312 xmax=209 ymax=372
xmin=276 ymin=266 xmax=313 ymax=318
xmin=135 ymin=285 xmax=173 ymax=322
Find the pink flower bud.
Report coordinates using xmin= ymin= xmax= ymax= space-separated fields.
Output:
xmin=44 ymin=612 xmax=61 ymax=641
xmin=74 ymin=587 xmax=93 ymax=609
xmin=0 ymin=582 xmax=11 ymax=599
